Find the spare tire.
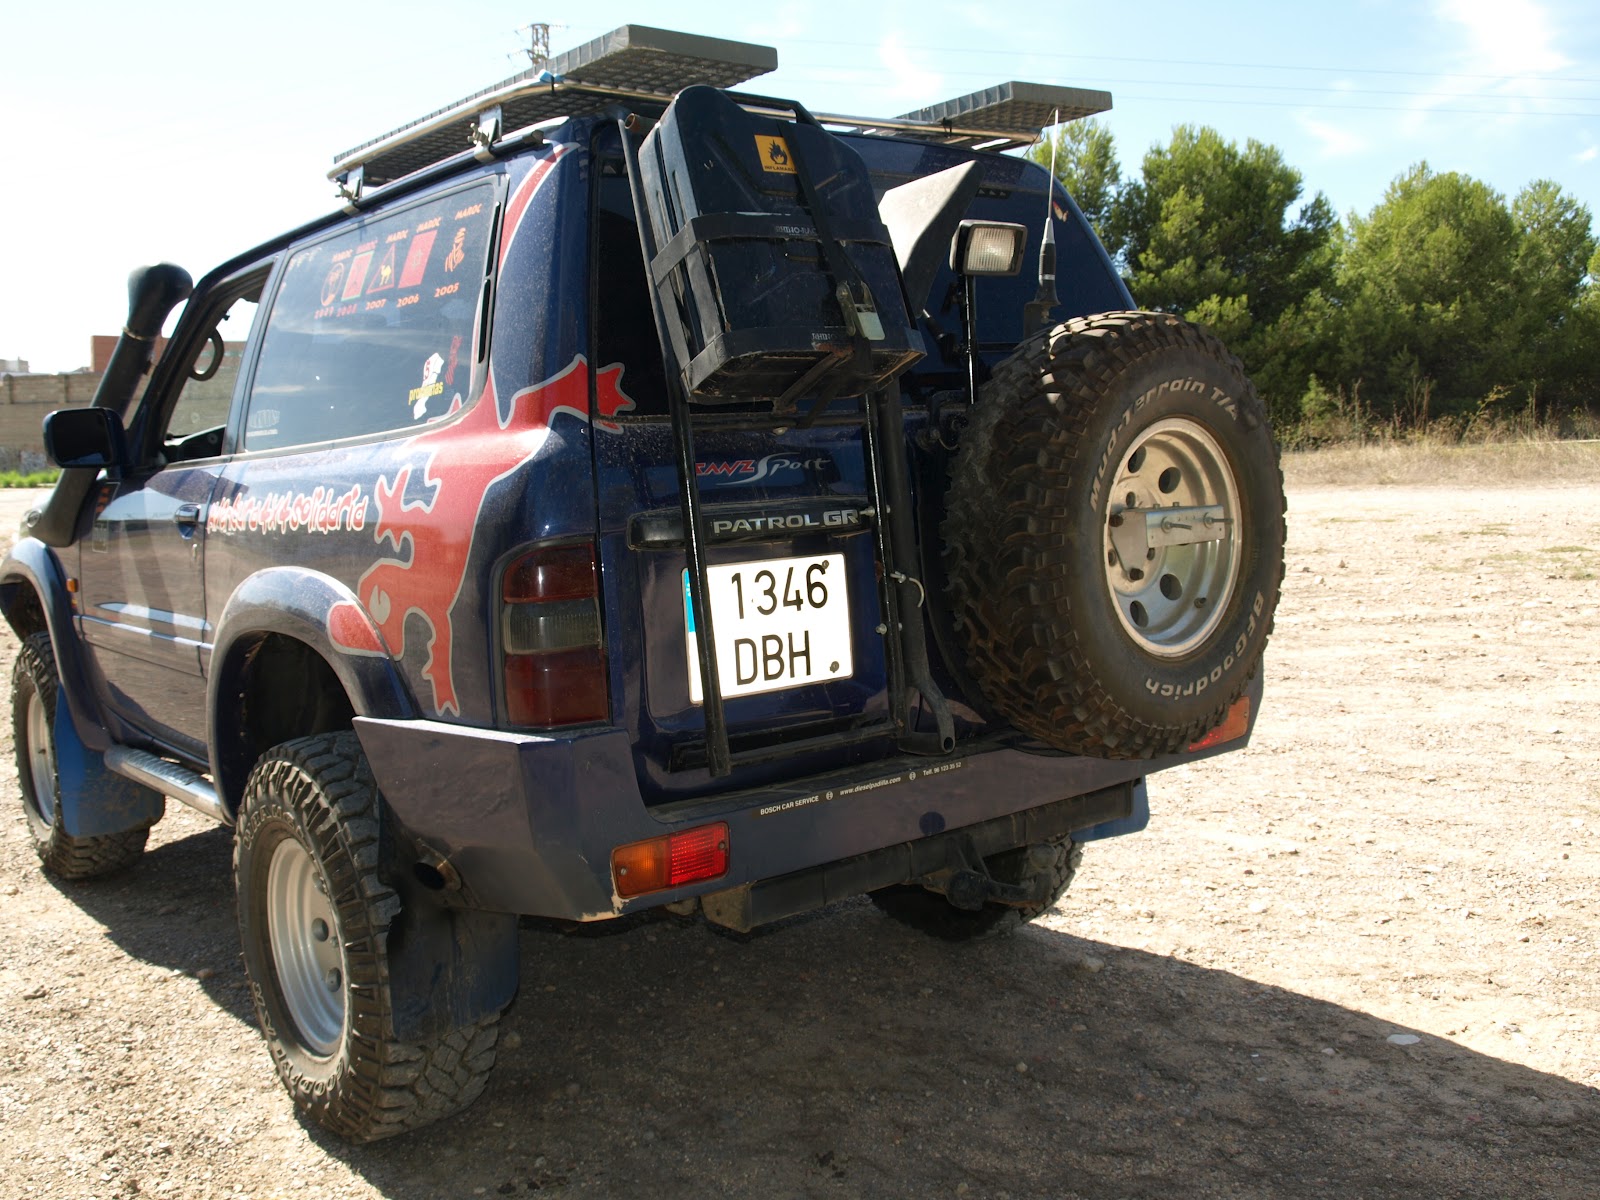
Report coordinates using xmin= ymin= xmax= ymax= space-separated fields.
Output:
xmin=942 ymin=311 xmax=1285 ymax=759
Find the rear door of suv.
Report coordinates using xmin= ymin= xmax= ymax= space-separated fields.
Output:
xmin=587 ymin=135 xmax=893 ymax=803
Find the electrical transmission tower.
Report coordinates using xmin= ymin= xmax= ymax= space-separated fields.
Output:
xmin=514 ymin=22 xmax=553 ymax=72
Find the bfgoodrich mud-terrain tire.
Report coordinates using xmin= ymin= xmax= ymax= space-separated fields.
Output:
xmin=234 ymin=732 xmax=498 ymax=1142
xmin=870 ymin=837 xmax=1083 ymax=940
xmin=943 ymin=311 xmax=1286 ymax=759
xmin=11 ymin=632 xmax=156 ymax=878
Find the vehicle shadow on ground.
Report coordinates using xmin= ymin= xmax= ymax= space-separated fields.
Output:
xmin=62 ymin=831 xmax=1600 ymax=1200
xmin=52 ymin=819 xmax=256 ymax=1025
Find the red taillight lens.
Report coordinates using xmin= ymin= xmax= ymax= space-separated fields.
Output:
xmin=1187 ymin=697 xmax=1252 ymax=752
xmin=501 ymin=542 xmax=609 ymax=727
xmin=611 ymin=823 xmax=730 ymax=898
xmin=502 ymin=542 xmax=598 ymax=603
xmin=505 ymin=647 xmax=609 ymax=726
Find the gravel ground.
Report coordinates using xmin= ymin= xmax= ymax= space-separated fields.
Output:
xmin=1 ymin=477 xmax=1597 ymax=1199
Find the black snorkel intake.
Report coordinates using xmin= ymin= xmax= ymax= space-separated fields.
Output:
xmin=26 ymin=263 xmax=193 ymax=548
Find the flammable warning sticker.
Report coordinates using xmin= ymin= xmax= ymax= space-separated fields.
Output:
xmin=756 ymin=135 xmax=796 ymax=174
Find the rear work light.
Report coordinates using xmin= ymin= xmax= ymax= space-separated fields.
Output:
xmin=950 ymin=219 xmax=1027 ymax=276
xmin=500 ymin=541 xmax=609 ymax=727
xmin=612 ymin=823 xmax=730 ymax=898
xmin=1187 ymin=696 xmax=1252 ymax=752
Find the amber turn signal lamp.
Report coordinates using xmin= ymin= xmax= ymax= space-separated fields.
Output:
xmin=1187 ymin=697 xmax=1251 ymax=752
xmin=612 ymin=823 xmax=730 ymax=898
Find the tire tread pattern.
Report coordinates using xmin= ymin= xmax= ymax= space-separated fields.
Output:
xmin=942 ymin=311 xmax=1286 ymax=758
xmin=235 ymin=732 xmax=498 ymax=1142
xmin=11 ymin=632 xmax=152 ymax=879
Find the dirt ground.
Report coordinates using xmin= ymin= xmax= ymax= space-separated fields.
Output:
xmin=1 ymin=467 xmax=1597 ymax=1200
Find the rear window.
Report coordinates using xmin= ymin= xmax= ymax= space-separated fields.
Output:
xmin=243 ymin=182 xmax=498 ymax=451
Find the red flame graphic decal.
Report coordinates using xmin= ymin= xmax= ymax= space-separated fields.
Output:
xmin=329 ymin=357 xmax=635 ymax=715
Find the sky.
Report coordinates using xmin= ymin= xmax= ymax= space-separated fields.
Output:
xmin=3 ymin=0 xmax=1597 ymax=372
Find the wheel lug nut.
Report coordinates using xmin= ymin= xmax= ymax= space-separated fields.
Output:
xmin=1108 ymin=514 xmax=1123 ymax=528
xmin=311 ymin=918 xmax=329 ymax=942
xmin=1127 ymin=568 xmax=1144 ymax=582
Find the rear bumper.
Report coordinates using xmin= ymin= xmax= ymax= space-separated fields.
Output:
xmin=354 ymin=716 xmax=1173 ymax=921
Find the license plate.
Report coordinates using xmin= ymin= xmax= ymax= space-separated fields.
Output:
xmin=684 ymin=553 xmax=853 ymax=703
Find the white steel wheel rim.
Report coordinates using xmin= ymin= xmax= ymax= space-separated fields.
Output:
xmin=266 ymin=835 xmax=345 ymax=1057
xmin=24 ymin=688 xmax=56 ymax=828
xmin=1103 ymin=417 xmax=1243 ymax=657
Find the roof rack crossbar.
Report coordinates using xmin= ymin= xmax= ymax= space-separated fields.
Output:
xmin=327 ymin=26 xmax=1113 ymax=191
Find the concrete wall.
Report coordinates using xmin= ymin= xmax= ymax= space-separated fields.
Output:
xmin=1 ymin=343 xmax=243 ymax=471
xmin=0 ymin=373 xmax=102 ymax=471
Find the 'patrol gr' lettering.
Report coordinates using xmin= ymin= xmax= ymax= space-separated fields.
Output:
xmin=711 ymin=508 xmax=861 ymax=536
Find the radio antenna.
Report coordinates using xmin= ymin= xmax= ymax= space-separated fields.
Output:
xmin=1024 ymin=108 xmax=1062 ymax=335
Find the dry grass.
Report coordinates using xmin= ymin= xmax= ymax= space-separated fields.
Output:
xmin=1283 ymin=437 xmax=1600 ymax=488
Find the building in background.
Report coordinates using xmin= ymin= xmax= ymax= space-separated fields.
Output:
xmin=0 ymin=337 xmax=242 ymax=471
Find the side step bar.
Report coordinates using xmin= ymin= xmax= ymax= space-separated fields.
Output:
xmin=104 ymin=746 xmax=226 ymax=823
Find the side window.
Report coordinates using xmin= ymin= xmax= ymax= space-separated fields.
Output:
xmin=243 ymin=183 xmax=498 ymax=451
xmin=594 ymin=156 xmax=668 ymax=416
xmin=167 ymin=293 xmax=260 ymax=440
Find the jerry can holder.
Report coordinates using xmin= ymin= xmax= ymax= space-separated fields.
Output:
xmin=618 ymin=94 xmax=956 ymax=778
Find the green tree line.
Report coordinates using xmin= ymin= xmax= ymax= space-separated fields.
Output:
xmin=1031 ymin=122 xmax=1600 ymax=439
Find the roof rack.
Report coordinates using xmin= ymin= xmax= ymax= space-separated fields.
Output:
xmin=331 ymin=25 xmax=778 ymax=188
xmin=329 ymin=25 xmax=1112 ymax=193
xmin=893 ymin=81 xmax=1112 ymax=150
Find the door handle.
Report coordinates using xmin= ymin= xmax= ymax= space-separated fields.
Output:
xmin=173 ymin=503 xmax=203 ymax=527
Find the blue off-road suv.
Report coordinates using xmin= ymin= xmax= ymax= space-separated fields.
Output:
xmin=3 ymin=26 xmax=1285 ymax=1140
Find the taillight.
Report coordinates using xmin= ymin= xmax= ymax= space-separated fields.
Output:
xmin=611 ymin=823 xmax=730 ymax=898
xmin=501 ymin=541 xmax=609 ymax=727
xmin=1187 ymin=696 xmax=1251 ymax=752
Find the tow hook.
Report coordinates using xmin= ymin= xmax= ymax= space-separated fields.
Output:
xmin=924 ymin=843 xmax=1058 ymax=910
xmin=944 ymin=869 xmax=1034 ymax=910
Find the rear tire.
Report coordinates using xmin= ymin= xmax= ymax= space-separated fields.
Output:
xmin=11 ymin=632 xmax=154 ymax=879
xmin=870 ymin=837 xmax=1082 ymax=941
xmin=234 ymin=732 xmax=498 ymax=1142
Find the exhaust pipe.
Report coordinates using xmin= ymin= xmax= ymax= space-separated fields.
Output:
xmin=27 ymin=264 xmax=192 ymax=547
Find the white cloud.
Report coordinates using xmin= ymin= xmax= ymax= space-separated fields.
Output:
xmin=877 ymin=32 xmax=944 ymax=109
xmin=1395 ymin=0 xmax=1578 ymax=137
xmin=1298 ymin=115 xmax=1369 ymax=159
xmin=1434 ymin=0 xmax=1572 ymax=75
xmin=948 ymin=3 xmax=1013 ymax=34
xmin=1577 ymin=145 xmax=1599 ymax=163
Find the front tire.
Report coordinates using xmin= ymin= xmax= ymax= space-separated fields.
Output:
xmin=234 ymin=732 xmax=498 ymax=1142
xmin=11 ymin=632 xmax=154 ymax=878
